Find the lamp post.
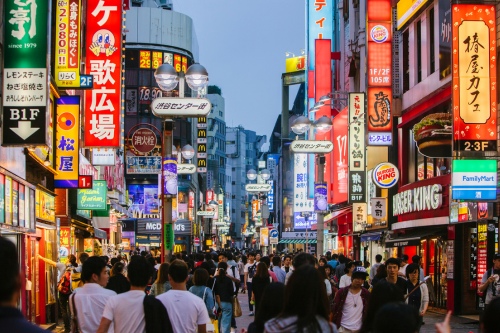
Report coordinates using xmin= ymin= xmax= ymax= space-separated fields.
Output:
xmin=153 ymin=62 xmax=209 ymax=263
xmin=246 ymin=168 xmax=271 ymax=254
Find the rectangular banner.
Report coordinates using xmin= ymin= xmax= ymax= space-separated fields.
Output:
xmin=452 ymin=4 xmax=497 ymax=153
xmin=314 ymin=182 xmax=328 ymax=214
xmin=5 ymin=177 xmax=12 ymax=224
xmin=332 ymin=108 xmax=348 ymax=204
xmin=349 ymin=171 xmax=366 ymax=203
xmin=260 ymin=227 xmax=269 ymax=247
xmin=197 ymin=117 xmax=207 ymax=173
xmin=348 ymin=93 xmax=366 ymax=171
xmin=438 ymin=0 xmax=451 ymax=80
xmin=55 ymin=96 xmax=80 ymax=187
xmin=84 ymin=0 xmax=122 ymax=147
xmin=55 ymin=0 xmax=82 ymax=87
xmin=293 ymin=154 xmax=312 ymax=213
xmin=35 ymin=189 xmax=55 ymax=223
xmin=353 ymin=203 xmax=367 ymax=232
xmin=77 ymin=180 xmax=107 ymax=210
xmin=3 ymin=0 xmax=49 ymax=146
xmin=60 ymin=227 xmax=71 ymax=262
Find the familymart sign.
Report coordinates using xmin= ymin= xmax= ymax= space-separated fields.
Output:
xmin=452 ymin=160 xmax=497 ymax=200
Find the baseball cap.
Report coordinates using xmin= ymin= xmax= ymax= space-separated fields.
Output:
xmin=494 ymin=253 xmax=500 ymax=260
xmin=352 ymin=266 xmax=369 ymax=277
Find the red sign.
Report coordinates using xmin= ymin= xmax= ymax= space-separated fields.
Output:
xmin=84 ymin=0 xmax=122 ymax=147
xmin=131 ymin=128 xmax=157 ymax=154
xmin=332 ymin=108 xmax=348 ymax=203
xmin=206 ymin=190 xmax=214 ymax=204
xmin=78 ymin=175 xmax=93 ymax=189
xmin=477 ymin=222 xmax=488 ymax=289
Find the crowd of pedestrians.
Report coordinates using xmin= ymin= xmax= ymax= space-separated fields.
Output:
xmin=1 ymin=237 xmax=500 ymax=333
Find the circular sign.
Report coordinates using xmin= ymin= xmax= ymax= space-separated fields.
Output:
xmin=270 ymin=229 xmax=279 ymax=238
xmin=373 ymin=162 xmax=399 ymax=188
xmin=370 ymin=25 xmax=389 ymax=43
xmin=131 ymin=128 xmax=157 ymax=154
xmin=58 ymin=112 xmax=76 ymax=131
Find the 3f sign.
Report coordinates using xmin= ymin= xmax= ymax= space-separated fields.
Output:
xmin=10 ymin=108 xmax=40 ymax=120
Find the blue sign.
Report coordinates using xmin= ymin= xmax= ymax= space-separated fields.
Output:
xmin=80 ymin=75 xmax=93 ymax=89
xmin=270 ymin=229 xmax=279 ymax=238
xmin=293 ymin=212 xmax=317 ymax=230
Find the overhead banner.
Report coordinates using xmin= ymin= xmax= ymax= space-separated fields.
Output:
xmin=314 ymin=182 xmax=328 ymax=214
xmin=197 ymin=117 xmax=207 ymax=173
xmin=348 ymin=93 xmax=366 ymax=204
xmin=163 ymin=157 xmax=177 ymax=196
xmin=367 ymin=0 xmax=393 ymax=145
xmin=452 ymin=4 xmax=497 ymax=154
xmin=55 ymin=0 xmax=82 ymax=87
xmin=332 ymin=108 xmax=348 ymax=204
xmin=84 ymin=0 xmax=122 ymax=147
xmin=77 ymin=180 xmax=107 ymax=210
xmin=55 ymin=96 xmax=80 ymax=188
xmin=3 ymin=0 xmax=49 ymax=146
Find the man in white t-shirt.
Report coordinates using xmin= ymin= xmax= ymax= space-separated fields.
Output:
xmin=398 ymin=254 xmax=409 ymax=277
xmin=97 ymin=256 xmax=153 ymax=333
xmin=157 ymin=259 xmax=210 ymax=333
xmin=70 ymin=256 xmax=116 ymax=333
xmin=244 ymin=252 xmax=257 ymax=315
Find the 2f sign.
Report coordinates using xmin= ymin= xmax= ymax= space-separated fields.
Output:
xmin=80 ymin=75 xmax=93 ymax=89
xmin=10 ymin=108 xmax=39 ymax=120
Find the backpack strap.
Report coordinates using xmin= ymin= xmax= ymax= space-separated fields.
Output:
xmin=70 ymin=293 xmax=81 ymax=333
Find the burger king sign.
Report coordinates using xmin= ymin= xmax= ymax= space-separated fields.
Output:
xmin=373 ymin=163 xmax=399 ymax=189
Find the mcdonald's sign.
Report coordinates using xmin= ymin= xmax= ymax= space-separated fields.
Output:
xmin=198 ymin=129 xmax=207 ymax=138
xmin=198 ymin=144 xmax=207 ymax=153
xmin=197 ymin=159 xmax=207 ymax=168
xmin=197 ymin=117 xmax=207 ymax=173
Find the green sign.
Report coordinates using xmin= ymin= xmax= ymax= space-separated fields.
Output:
xmin=164 ymin=224 xmax=174 ymax=251
xmin=76 ymin=210 xmax=92 ymax=219
xmin=77 ymin=181 xmax=107 ymax=210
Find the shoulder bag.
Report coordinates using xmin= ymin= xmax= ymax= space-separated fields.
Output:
xmin=70 ymin=294 xmax=81 ymax=333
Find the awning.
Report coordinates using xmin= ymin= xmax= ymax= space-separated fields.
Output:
xmin=279 ymin=239 xmax=318 ymax=244
xmin=360 ymin=232 xmax=382 ymax=242
xmin=385 ymin=227 xmax=445 ymax=248
xmin=324 ymin=207 xmax=352 ymax=223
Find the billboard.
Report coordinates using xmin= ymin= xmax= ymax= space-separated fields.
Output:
xmin=77 ymin=180 xmax=107 ymax=210
xmin=84 ymin=0 xmax=122 ymax=147
xmin=127 ymin=184 xmax=159 ymax=215
xmin=55 ymin=96 xmax=80 ymax=188
xmin=348 ymin=93 xmax=366 ymax=204
xmin=452 ymin=160 xmax=497 ymax=200
xmin=332 ymin=108 xmax=348 ymax=204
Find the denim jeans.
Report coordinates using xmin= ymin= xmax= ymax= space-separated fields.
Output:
xmin=246 ymin=282 xmax=253 ymax=311
xmin=219 ymin=301 xmax=233 ymax=333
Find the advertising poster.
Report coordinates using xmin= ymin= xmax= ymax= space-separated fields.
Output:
xmin=36 ymin=190 xmax=56 ymax=222
xmin=127 ymin=184 xmax=159 ymax=215
xmin=59 ymin=227 xmax=71 ymax=261
xmin=83 ymin=238 xmax=94 ymax=256
xmin=19 ymin=184 xmax=25 ymax=228
xmin=55 ymin=96 xmax=80 ymax=187
xmin=0 ymin=174 xmax=5 ymax=223
xmin=12 ymin=181 xmax=18 ymax=226
xmin=260 ymin=227 xmax=269 ymax=247
xmin=332 ymin=109 xmax=348 ymax=204
xmin=314 ymin=182 xmax=328 ymax=213
xmin=77 ymin=180 xmax=107 ymax=210
xmin=163 ymin=157 xmax=177 ymax=196
xmin=5 ymin=176 xmax=12 ymax=225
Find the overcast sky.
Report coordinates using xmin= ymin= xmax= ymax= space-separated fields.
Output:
xmin=173 ymin=1 xmax=305 ymax=148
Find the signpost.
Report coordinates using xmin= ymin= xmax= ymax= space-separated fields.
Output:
xmin=151 ymin=97 xmax=212 ymax=117
xmin=290 ymin=140 xmax=333 ymax=154
xmin=245 ymin=184 xmax=272 ymax=192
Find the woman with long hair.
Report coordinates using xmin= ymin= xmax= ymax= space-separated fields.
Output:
xmin=247 ymin=283 xmax=285 ymax=333
xmin=338 ymin=261 xmax=356 ymax=288
xmin=264 ymin=264 xmax=336 ymax=332
xmin=106 ymin=262 xmax=130 ymax=294
xmin=149 ymin=262 xmax=172 ymax=296
xmin=251 ymin=262 xmax=271 ymax=312
xmin=213 ymin=261 xmax=235 ymax=333
xmin=189 ymin=268 xmax=215 ymax=319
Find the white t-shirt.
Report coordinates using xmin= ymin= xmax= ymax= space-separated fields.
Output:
xmin=339 ymin=274 xmax=352 ymax=288
xmin=71 ymin=283 xmax=116 ymax=333
xmin=399 ymin=263 xmax=409 ymax=276
xmin=102 ymin=290 xmax=146 ymax=333
xmin=244 ymin=262 xmax=257 ymax=283
xmin=340 ymin=290 xmax=363 ymax=331
xmin=157 ymin=290 xmax=210 ymax=333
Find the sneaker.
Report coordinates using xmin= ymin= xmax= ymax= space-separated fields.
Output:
xmin=249 ymin=311 xmax=254 ymax=316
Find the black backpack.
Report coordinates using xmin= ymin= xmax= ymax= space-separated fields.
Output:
xmin=143 ymin=295 xmax=173 ymax=333
xmin=248 ymin=263 xmax=256 ymax=279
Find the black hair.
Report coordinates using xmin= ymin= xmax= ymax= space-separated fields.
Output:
xmin=110 ymin=262 xmax=125 ymax=276
xmin=402 ymin=254 xmax=409 ymax=261
xmin=375 ymin=254 xmax=382 ymax=263
xmin=344 ymin=261 xmax=356 ymax=273
xmin=405 ymin=263 xmax=420 ymax=280
xmin=483 ymin=297 xmax=500 ymax=333
xmin=260 ymin=256 xmax=271 ymax=268
xmin=169 ymin=259 xmax=189 ymax=283
xmin=385 ymin=257 xmax=400 ymax=268
xmin=0 ymin=237 xmax=21 ymax=302
xmin=226 ymin=252 xmax=233 ymax=260
xmin=292 ymin=252 xmax=316 ymax=269
xmin=253 ymin=283 xmax=285 ymax=332
xmin=193 ymin=268 xmax=209 ymax=286
xmin=373 ymin=303 xmax=420 ymax=333
xmin=411 ymin=255 xmax=421 ymax=264
xmin=127 ymin=255 xmax=153 ymax=287
xmin=110 ymin=257 xmax=120 ymax=267
xmin=332 ymin=254 xmax=339 ymax=260
xmin=82 ymin=256 xmax=107 ymax=282
xmin=272 ymin=256 xmax=281 ymax=266
xmin=217 ymin=261 xmax=228 ymax=278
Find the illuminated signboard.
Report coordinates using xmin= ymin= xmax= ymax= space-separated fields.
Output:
xmin=140 ymin=50 xmax=151 ymax=68
xmin=452 ymin=4 xmax=497 ymax=153
xmin=152 ymin=51 xmax=163 ymax=69
xmin=332 ymin=108 xmax=348 ymax=204
xmin=397 ymin=0 xmax=429 ymax=29
xmin=197 ymin=117 xmax=207 ymax=173
xmin=55 ymin=96 xmax=80 ymax=188
xmin=452 ymin=160 xmax=497 ymax=200
xmin=84 ymin=0 xmax=122 ymax=147
xmin=367 ymin=0 xmax=393 ymax=145
xmin=286 ymin=56 xmax=306 ymax=73
xmin=348 ymin=93 xmax=366 ymax=203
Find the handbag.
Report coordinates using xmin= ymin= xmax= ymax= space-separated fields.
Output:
xmin=206 ymin=318 xmax=219 ymax=333
xmin=232 ymin=295 xmax=242 ymax=317
xmin=203 ymin=286 xmax=217 ymax=318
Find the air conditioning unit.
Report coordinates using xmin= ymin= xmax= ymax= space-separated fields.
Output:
xmin=157 ymin=0 xmax=173 ymax=9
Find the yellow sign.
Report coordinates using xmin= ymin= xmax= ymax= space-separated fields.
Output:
xmin=55 ymin=0 xmax=81 ymax=87
xmin=140 ymin=50 xmax=151 ymax=68
xmin=55 ymin=97 xmax=80 ymax=188
xmin=260 ymin=227 xmax=269 ymax=246
xmin=36 ymin=189 xmax=55 ymax=223
xmin=397 ymin=0 xmax=429 ymax=29
xmin=285 ymin=56 xmax=306 ymax=73
xmin=152 ymin=51 xmax=163 ymax=69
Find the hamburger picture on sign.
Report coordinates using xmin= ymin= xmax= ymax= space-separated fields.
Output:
xmin=413 ymin=113 xmax=452 ymax=158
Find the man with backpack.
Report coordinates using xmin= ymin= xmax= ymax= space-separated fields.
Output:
xmin=479 ymin=253 xmax=500 ymax=308
xmin=244 ymin=252 xmax=257 ymax=315
xmin=57 ymin=255 xmax=78 ymax=333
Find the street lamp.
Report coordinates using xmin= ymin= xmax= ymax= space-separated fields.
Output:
xmin=154 ymin=62 xmax=209 ymax=263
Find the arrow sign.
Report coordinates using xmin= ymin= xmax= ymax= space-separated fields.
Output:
xmin=10 ymin=121 xmax=40 ymax=140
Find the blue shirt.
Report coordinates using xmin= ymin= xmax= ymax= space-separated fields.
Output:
xmin=0 ymin=307 xmax=46 ymax=333
xmin=328 ymin=259 xmax=339 ymax=269
xmin=189 ymin=285 xmax=215 ymax=317
xmin=271 ymin=266 xmax=287 ymax=284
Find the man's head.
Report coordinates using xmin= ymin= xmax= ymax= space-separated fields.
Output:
xmin=283 ymin=255 xmax=291 ymax=266
xmin=82 ymin=256 xmax=108 ymax=286
xmin=169 ymin=259 xmax=189 ymax=283
xmin=248 ymin=252 xmax=255 ymax=262
xmin=78 ymin=252 xmax=89 ymax=264
xmin=272 ymin=256 xmax=281 ymax=267
xmin=127 ymin=256 xmax=153 ymax=287
xmin=226 ymin=252 xmax=234 ymax=261
xmin=375 ymin=254 xmax=382 ymax=263
xmin=401 ymin=254 xmax=409 ymax=264
xmin=0 ymin=237 xmax=21 ymax=306
xmin=255 ymin=253 xmax=261 ymax=262
xmin=332 ymin=254 xmax=339 ymax=260
xmin=385 ymin=258 xmax=400 ymax=279
xmin=260 ymin=256 xmax=271 ymax=268
xmin=218 ymin=252 xmax=228 ymax=263
xmin=292 ymin=252 xmax=316 ymax=269
xmin=493 ymin=254 xmax=500 ymax=269
xmin=351 ymin=266 xmax=369 ymax=288
xmin=411 ymin=255 xmax=421 ymax=265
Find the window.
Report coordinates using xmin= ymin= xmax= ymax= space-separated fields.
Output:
xmin=429 ymin=8 xmax=435 ymax=74
xmin=403 ymin=29 xmax=410 ymax=92
xmin=416 ymin=20 xmax=422 ymax=83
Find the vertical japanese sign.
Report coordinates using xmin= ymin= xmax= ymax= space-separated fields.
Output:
xmin=353 ymin=203 xmax=367 ymax=232
xmin=470 ymin=227 xmax=478 ymax=289
xmin=0 ymin=174 xmax=4 ymax=224
xmin=348 ymin=93 xmax=366 ymax=203
xmin=367 ymin=0 xmax=392 ymax=145
xmin=197 ymin=117 xmax=207 ymax=173
xmin=5 ymin=177 xmax=12 ymax=224
xmin=307 ymin=0 xmax=333 ymax=86
xmin=293 ymin=154 xmax=311 ymax=213
xmin=477 ymin=222 xmax=487 ymax=292
xmin=452 ymin=4 xmax=497 ymax=153
xmin=332 ymin=108 xmax=348 ymax=204
xmin=55 ymin=0 xmax=81 ymax=87
xmin=55 ymin=96 xmax=80 ymax=188
xmin=59 ymin=227 xmax=71 ymax=262
xmin=84 ymin=0 xmax=122 ymax=147
xmin=3 ymin=0 xmax=49 ymax=146
xmin=12 ymin=181 xmax=18 ymax=226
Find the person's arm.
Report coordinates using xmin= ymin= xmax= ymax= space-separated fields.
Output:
xmin=197 ymin=324 xmax=207 ymax=333
xmin=96 ymin=318 xmax=112 ymax=333
xmin=325 ymin=280 xmax=332 ymax=296
xmin=215 ymin=295 xmax=222 ymax=309
xmin=435 ymin=310 xmax=451 ymax=333
xmin=479 ymin=271 xmax=494 ymax=293
xmin=420 ymin=284 xmax=429 ymax=316
xmin=149 ymin=283 xmax=157 ymax=296
xmin=37 ymin=254 xmax=57 ymax=267
xmin=244 ymin=271 xmax=248 ymax=288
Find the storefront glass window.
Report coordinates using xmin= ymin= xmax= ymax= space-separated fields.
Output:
xmin=408 ymin=130 xmax=451 ymax=183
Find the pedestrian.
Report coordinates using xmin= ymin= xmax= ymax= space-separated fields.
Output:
xmin=57 ymin=254 xmax=78 ymax=333
xmin=478 ymin=253 xmax=500 ymax=308
xmin=106 ymin=262 xmax=131 ymax=294
xmin=335 ymin=254 xmax=348 ymax=282
xmin=319 ymin=258 xmax=328 ymax=267
xmin=399 ymin=254 xmax=409 ymax=277
xmin=260 ymin=256 xmax=278 ymax=282
xmin=97 ymin=256 xmax=156 ymax=333
xmin=246 ymin=283 xmax=285 ymax=333
xmin=251 ymin=262 xmax=271 ymax=312
xmin=370 ymin=264 xmax=387 ymax=287
xmin=384 ymin=258 xmax=407 ymax=294
xmin=411 ymin=255 xmax=425 ymax=282
xmin=332 ymin=266 xmax=370 ymax=333
xmin=369 ymin=254 xmax=382 ymax=283
xmin=318 ymin=266 xmax=333 ymax=297
xmin=271 ymin=256 xmax=286 ymax=283
xmin=0 ymin=237 xmax=46 ymax=332
xmin=71 ymin=256 xmax=117 ymax=333
xmin=244 ymin=252 xmax=257 ymax=316
xmin=405 ymin=263 xmax=428 ymax=326
xmin=328 ymin=253 xmax=339 ymax=269
xmin=358 ymin=280 xmax=404 ymax=333
xmin=189 ymin=268 xmax=216 ymax=319
xmin=150 ymin=262 xmax=172 ymax=296
xmin=480 ymin=296 xmax=500 ymax=333
xmin=372 ymin=303 xmax=420 ymax=333
xmin=238 ymin=255 xmax=246 ymax=293
xmin=157 ymin=259 xmax=211 ymax=333
xmin=282 ymin=255 xmax=293 ymax=274
xmin=339 ymin=261 xmax=356 ymax=288
xmin=213 ymin=262 xmax=235 ymax=333
xmin=264 ymin=264 xmax=337 ymax=332
xmin=285 ymin=252 xmax=316 ymax=284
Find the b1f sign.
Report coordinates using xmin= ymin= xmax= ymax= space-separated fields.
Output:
xmin=452 ymin=160 xmax=497 ymax=200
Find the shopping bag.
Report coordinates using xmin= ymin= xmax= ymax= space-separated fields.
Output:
xmin=207 ymin=318 xmax=219 ymax=333
xmin=233 ymin=296 xmax=242 ymax=317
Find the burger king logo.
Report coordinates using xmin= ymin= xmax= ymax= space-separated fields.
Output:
xmin=370 ymin=25 xmax=389 ymax=43
xmin=373 ymin=163 xmax=399 ymax=189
